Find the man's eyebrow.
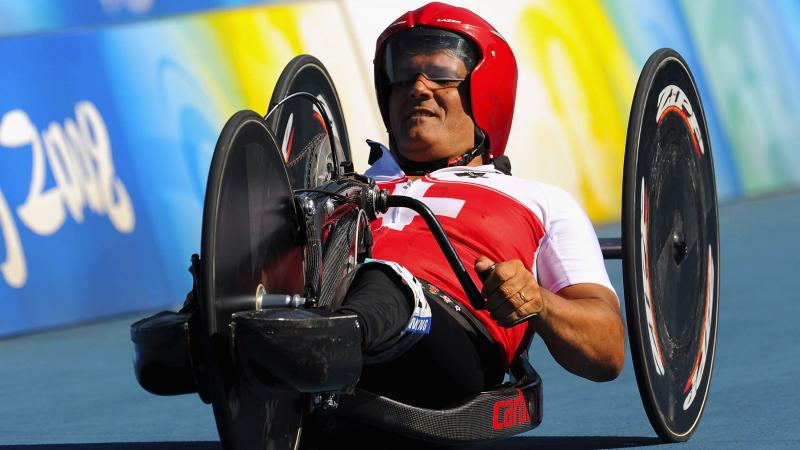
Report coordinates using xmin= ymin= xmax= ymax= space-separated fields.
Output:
xmin=428 ymin=63 xmax=459 ymax=71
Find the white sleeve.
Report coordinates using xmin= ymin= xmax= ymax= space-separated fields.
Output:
xmin=534 ymin=187 xmax=616 ymax=298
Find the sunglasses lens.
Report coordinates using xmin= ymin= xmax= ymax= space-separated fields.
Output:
xmin=390 ymin=72 xmax=464 ymax=89
xmin=384 ymin=28 xmax=476 ymax=90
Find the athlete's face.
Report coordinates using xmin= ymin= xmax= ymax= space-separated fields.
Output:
xmin=388 ymin=50 xmax=476 ymax=163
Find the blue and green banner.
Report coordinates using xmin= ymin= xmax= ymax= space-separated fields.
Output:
xmin=1 ymin=0 xmax=799 ymax=336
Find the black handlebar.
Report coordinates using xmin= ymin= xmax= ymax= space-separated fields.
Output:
xmin=386 ymin=195 xmax=486 ymax=311
xmin=385 ymin=194 xmax=539 ymax=326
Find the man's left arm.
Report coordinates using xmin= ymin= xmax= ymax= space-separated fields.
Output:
xmin=475 ymin=257 xmax=625 ymax=382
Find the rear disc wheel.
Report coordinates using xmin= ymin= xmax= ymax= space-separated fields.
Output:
xmin=622 ymin=48 xmax=720 ymax=442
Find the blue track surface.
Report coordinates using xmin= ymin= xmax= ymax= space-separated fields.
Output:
xmin=1 ymin=192 xmax=798 ymax=449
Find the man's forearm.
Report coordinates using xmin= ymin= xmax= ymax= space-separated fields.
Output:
xmin=531 ymin=285 xmax=625 ymax=382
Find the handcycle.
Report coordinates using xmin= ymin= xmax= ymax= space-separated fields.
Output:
xmin=131 ymin=48 xmax=720 ymax=449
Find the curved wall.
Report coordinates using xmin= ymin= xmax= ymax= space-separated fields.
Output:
xmin=1 ymin=0 xmax=798 ymax=335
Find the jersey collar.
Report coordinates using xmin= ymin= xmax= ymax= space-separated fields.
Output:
xmin=365 ymin=140 xmax=500 ymax=181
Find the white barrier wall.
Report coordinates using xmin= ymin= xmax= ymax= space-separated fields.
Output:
xmin=1 ymin=0 xmax=798 ymax=335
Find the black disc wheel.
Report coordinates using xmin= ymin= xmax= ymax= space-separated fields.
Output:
xmin=622 ymin=48 xmax=720 ymax=442
xmin=201 ymin=110 xmax=306 ymax=449
xmin=266 ymin=54 xmax=352 ymax=189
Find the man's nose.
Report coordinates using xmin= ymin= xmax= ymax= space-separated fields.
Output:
xmin=408 ymin=74 xmax=434 ymax=98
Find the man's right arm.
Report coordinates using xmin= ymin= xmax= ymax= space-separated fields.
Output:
xmin=531 ymin=282 xmax=624 ymax=381
xmin=475 ymin=257 xmax=624 ymax=382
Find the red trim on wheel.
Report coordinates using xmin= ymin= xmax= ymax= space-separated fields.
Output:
xmin=683 ymin=246 xmax=713 ymax=395
xmin=641 ymin=183 xmax=666 ymax=369
xmin=658 ymin=105 xmax=701 ymax=157
xmin=312 ymin=110 xmax=327 ymax=133
xmin=285 ymin=128 xmax=295 ymax=162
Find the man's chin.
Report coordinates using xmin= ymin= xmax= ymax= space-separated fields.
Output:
xmin=398 ymin=147 xmax=452 ymax=164
xmin=396 ymin=136 xmax=438 ymax=161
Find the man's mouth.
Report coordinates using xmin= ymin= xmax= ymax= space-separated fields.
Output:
xmin=407 ymin=107 xmax=437 ymax=120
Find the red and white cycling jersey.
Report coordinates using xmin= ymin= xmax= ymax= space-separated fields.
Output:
xmin=366 ymin=146 xmax=615 ymax=368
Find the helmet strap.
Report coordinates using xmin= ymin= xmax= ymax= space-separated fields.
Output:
xmin=392 ymin=128 xmax=489 ymax=176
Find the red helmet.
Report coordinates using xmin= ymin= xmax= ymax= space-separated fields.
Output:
xmin=374 ymin=2 xmax=518 ymax=158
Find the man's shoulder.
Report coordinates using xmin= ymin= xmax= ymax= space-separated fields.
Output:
xmin=361 ymin=142 xmax=581 ymax=207
xmin=432 ymin=166 xmax=562 ymax=195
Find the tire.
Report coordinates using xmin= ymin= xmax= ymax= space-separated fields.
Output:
xmin=266 ymin=54 xmax=352 ymax=190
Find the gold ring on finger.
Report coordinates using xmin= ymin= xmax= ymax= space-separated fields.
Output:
xmin=517 ymin=291 xmax=528 ymax=302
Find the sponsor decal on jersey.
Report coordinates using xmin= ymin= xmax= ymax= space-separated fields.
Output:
xmin=455 ymin=171 xmax=487 ymax=178
xmin=383 ymin=181 xmax=465 ymax=232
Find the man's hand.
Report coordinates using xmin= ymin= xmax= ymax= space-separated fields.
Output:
xmin=476 ymin=255 xmax=624 ymax=381
xmin=474 ymin=256 xmax=543 ymax=327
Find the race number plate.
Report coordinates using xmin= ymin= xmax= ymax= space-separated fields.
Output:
xmin=200 ymin=110 xmax=305 ymax=449
xmin=622 ymin=48 xmax=720 ymax=442
xmin=266 ymin=54 xmax=352 ymax=189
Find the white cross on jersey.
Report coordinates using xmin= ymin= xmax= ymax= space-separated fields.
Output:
xmin=384 ymin=181 xmax=465 ymax=231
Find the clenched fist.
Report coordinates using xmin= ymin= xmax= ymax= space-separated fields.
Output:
xmin=475 ymin=255 xmax=544 ymax=327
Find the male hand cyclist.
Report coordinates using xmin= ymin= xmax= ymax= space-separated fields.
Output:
xmin=334 ymin=2 xmax=624 ymax=409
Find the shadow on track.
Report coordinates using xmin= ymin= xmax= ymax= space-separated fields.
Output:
xmin=0 ymin=435 xmax=664 ymax=450
xmin=0 ymin=444 xmax=220 ymax=450
xmin=475 ymin=435 xmax=664 ymax=449
xmin=304 ymin=432 xmax=664 ymax=450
